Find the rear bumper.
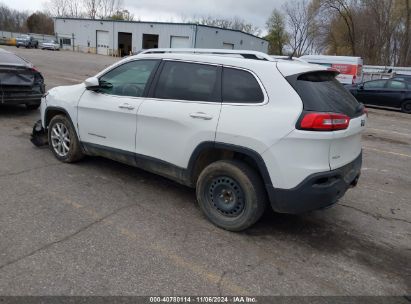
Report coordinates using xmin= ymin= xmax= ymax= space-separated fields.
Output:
xmin=267 ymin=152 xmax=362 ymax=214
xmin=1 ymin=86 xmax=44 ymax=105
xmin=1 ymin=95 xmax=42 ymax=105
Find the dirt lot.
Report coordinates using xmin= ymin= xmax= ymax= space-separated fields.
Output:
xmin=0 ymin=46 xmax=410 ymax=296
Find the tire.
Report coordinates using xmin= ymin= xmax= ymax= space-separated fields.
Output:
xmin=26 ymin=104 xmax=40 ymax=110
xmin=401 ymin=100 xmax=411 ymax=114
xmin=16 ymin=45 xmax=20 ymax=48
xmin=48 ymin=115 xmax=84 ymax=163
xmin=196 ymin=160 xmax=267 ymax=231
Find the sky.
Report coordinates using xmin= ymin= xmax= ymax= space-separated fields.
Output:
xmin=4 ymin=0 xmax=287 ymax=33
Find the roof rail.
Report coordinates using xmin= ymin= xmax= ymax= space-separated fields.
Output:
xmin=140 ymin=48 xmax=275 ymax=61
xmin=270 ymin=55 xmax=308 ymax=63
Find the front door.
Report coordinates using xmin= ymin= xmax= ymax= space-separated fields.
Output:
xmin=77 ymin=59 xmax=160 ymax=154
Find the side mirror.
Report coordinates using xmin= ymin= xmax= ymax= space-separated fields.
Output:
xmin=358 ymin=84 xmax=364 ymax=90
xmin=84 ymin=77 xmax=100 ymax=90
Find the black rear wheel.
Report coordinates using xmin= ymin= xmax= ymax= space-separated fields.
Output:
xmin=401 ymin=100 xmax=411 ymax=114
xmin=196 ymin=160 xmax=267 ymax=231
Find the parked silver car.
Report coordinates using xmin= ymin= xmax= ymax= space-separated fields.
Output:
xmin=16 ymin=35 xmax=39 ymax=48
xmin=40 ymin=40 xmax=60 ymax=51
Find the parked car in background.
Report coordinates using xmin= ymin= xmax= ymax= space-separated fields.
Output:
xmin=391 ymin=74 xmax=411 ymax=84
xmin=349 ymin=79 xmax=411 ymax=113
xmin=41 ymin=40 xmax=60 ymax=51
xmin=299 ymin=55 xmax=363 ymax=85
xmin=0 ymin=49 xmax=45 ymax=110
xmin=16 ymin=35 xmax=39 ymax=49
xmin=32 ymin=48 xmax=366 ymax=231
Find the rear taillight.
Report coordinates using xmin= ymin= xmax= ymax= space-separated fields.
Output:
xmin=299 ymin=112 xmax=350 ymax=131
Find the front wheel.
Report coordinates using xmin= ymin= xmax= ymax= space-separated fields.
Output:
xmin=48 ymin=115 xmax=84 ymax=163
xmin=196 ymin=160 xmax=267 ymax=231
xmin=401 ymin=100 xmax=411 ymax=114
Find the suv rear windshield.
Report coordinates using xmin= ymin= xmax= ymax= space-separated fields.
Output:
xmin=286 ymin=71 xmax=363 ymax=118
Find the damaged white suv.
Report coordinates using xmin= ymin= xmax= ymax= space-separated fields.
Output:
xmin=32 ymin=49 xmax=367 ymax=231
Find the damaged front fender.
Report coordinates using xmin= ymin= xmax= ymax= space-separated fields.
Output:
xmin=30 ymin=120 xmax=48 ymax=147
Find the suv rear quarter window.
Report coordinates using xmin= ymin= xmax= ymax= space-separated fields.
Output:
xmin=222 ymin=67 xmax=264 ymax=103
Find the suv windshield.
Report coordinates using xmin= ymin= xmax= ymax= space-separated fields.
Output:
xmin=286 ymin=71 xmax=363 ymax=118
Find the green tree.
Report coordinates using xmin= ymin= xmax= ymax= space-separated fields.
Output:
xmin=110 ymin=9 xmax=133 ymax=21
xmin=265 ymin=9 xmax=288 ymax=55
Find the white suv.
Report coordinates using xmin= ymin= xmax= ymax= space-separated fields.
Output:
xmin=33 ymin=49 xmax=366 ymax=231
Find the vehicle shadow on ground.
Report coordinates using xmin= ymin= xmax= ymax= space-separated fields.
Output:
xmin=0 ymin=104 xmax=37 ymax=117
xmin=40 ymin=147 xmax=411 ymax=286
xmin=77 ymin=156 xmax=409 ymax=287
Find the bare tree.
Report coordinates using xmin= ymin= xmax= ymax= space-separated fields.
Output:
xmin=399 ymin=0 xmax=411 ymax=65
xmin=320 ymin=0 xmax=357 ymax=55
xmin=189 ymin=15 xmax=261 ymax=36
xmin=44 ymin=0 xmax=68 ymax=17
xmin=283 ymin=0 xmax=319 ymax=56
xmin=98 ymin=0 xmax=115 ymax=18
xmin=83 ymin=0 xmax=100 ymax=19
xmin=67 ymin=0 xmax=84 ymax=17
xmin=0 ymin=3 xmax=28 ymax=32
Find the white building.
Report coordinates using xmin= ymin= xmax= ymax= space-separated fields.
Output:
xmin=54 ymin=18 xmax=268 ymax=56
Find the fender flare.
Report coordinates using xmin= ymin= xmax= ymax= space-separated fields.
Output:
xmin=187 ymin=141 xmax=273 ymax=187
xmin=44 ymin=106 xmax=76 ymax=128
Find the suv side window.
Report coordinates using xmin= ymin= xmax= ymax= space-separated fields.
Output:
xmin=99 ymin=60 xmax=159 ymax=97
xmin=222 ymin=67 xmax=264 ymax=103
xmin=154 ymin=61 xmax=219 ymax=102
xmin=363 ymin=80 xmax=387 ymax=89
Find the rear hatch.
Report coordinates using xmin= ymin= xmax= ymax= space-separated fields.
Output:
xmin=278 ymin=63 xmax=366 ymax=170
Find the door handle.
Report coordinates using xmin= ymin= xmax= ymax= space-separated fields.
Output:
xmin=119 ymin=103 xmax=135 ymax=110
xmin=190 ymin=112 xmax=213 ymax=120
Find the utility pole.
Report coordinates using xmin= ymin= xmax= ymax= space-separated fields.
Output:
xmin=72 ymin=33 xmax=75 ymax=52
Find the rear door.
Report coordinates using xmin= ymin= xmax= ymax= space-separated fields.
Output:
xmin=284 ymin=70 xmax=366 ymax=170
xmin=357 ymin=80 xmax=388 ymax=106
xmin=135 ymin=60 xmax=222 ymax=169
